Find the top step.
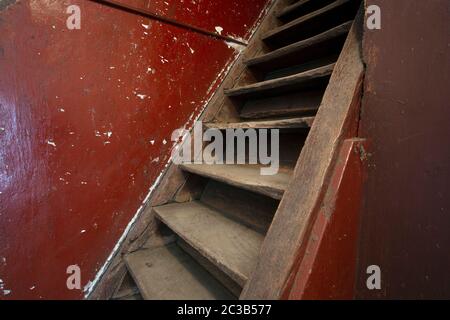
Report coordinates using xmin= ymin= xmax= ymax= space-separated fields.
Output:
xmin=245 ymin=21 xmax=352 ymax=74
xmin=263 ymin=0 xmax=360 ymax=48
xmin=277 ymin=0 xmax=336 ymax=23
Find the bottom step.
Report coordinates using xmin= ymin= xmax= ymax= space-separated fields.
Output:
xmin=125 ymin=244 xmax=236 ymax=300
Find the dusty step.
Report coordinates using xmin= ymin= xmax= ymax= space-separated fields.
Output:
xmin=224 ymin=63 xmax=334 ymax=100
xmin=277 ymin=0 xmax=336 ymax=22
xmin=263 ymin=0 xmax=360 ymax=48
xmin=180 ymin=164 xmax=292 ymax=200
xmin=245 ymin=21 xmax=352 ymax=73
xmin=125 ymin=244 xmax=235 ymax=300
xmin=177 ymin=239 xmax=243 ymax=297
xmin=240 ymin=91 xmax=323 ymax=120
xmin=154 ymin=201 xmax=265 ymax=287
xmin=205 ymin=117 xmax=314 ymax=130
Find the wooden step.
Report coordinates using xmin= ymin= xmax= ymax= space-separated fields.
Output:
xmin=177 ymin=239 xmax=242 ymax=297
xmin=240 ymin=91 xmax=323 ymax=120
xmin=263 ymin=0 xmax=359 ymax=48
xmin=204 ymin=117 xmax=314 ymax=130
xmin=180 ymin=164 xmax=292 ymax=200
xmin=224 ymin=63 xmax=334 ymax=100
xmin=125 ymin=244 xmax=235 ymax=300
xmin=154 ymin=201 xmax=264 ymax=286
xmin=277 ymin=0 xmax=336 ymax=22
xmin=245 ymin=21 xmax=352 ymax=73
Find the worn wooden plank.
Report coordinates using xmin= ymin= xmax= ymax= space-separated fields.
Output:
xmin=205 ymin=117 xmax=314 ymax=130
xmin=224 ymin=63 xmax=334 ymax=99
xmin=177 ymin=239 xmax=242 ymax=297
xmin=180 ymin=164 xmax=292 ymax=200
xmin=277 ymin=0 xmax=336 ymax=22
xmin=241 ymin=10 xmax=364 ymax=299
xmin=154 ymin=201 xmax=264 ymax=287
xmin=245 ymin=21 xmax=352 ymax=72
xmin=240 ymin=90 xmax=323 ymax=119
xmin=125 ymin=244 xmax=235 ymax=300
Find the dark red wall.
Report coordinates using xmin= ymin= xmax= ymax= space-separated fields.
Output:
xmin=0 ymin=0 xmax=270 ymax=299
xmin=357 ymin=0 xmax=450 ymax=299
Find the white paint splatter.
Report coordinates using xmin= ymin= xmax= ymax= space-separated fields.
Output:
xmin=141 ymin=23 xmax=150 ymax=30
xmin=215 ymin=26 xmax=224 ymax=35
xmin=47 ymin=140 xmax=56 ymax=147
xmin=136 ymin=94 xmax=147 ymax=100
xmin=225 ymin=41 xmax=246 ymax=53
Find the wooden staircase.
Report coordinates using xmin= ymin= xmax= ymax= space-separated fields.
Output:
xmin=114 ymin=0 xmax=362 ymax=300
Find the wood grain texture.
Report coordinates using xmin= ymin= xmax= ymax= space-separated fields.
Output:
xmin=205 ymin=117 xmax=315 ymax=130
xmin=177 ymin=239 xmax=242 ymax=297
xmin=241 ymin=12 xmax=364 ymax=299
xmin=154 ymin=201 xmax=264 ymax=287
xmin=224 ymin=63 xmax=334 ymax=99
xmin=125 ymin=244 xmax=235 ymax=300
xmin=180 ymin=164 xmax=292 ymax=200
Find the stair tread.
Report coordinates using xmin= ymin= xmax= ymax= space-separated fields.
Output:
xmin=180 ymin=164 xmax=292 ymax=200
xmin=154 ymin=201 xmax=265 ymax=286
xmin=277 ymin=0 xmax=311 ymax=18
xmin=264 ymin=0 xmax=351 ymax=41
xmin=245 ymin=21 xmax=352 ymax=69
xmin=125 ymin=244 xmax=235 ymax=300
xmin=205 ymin=117 xmax=315 ymax=130
xmin=277 ymin=0 xmax=336 ymax=21
xmin=240 ymin=91 xmax=323 ymax=119
xmin=224 ymin=63 xmax=334 ymax=98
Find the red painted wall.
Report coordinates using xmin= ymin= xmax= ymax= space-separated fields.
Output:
xmin=357 ymin=0 xmax=450 ymax=299
xmin=0 ymin=0 xmax=270 ymax=299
